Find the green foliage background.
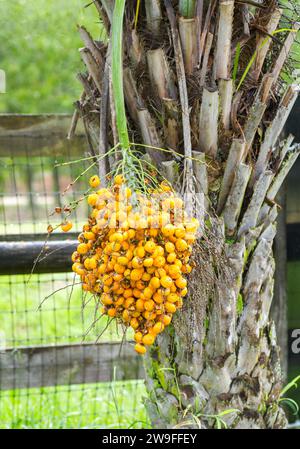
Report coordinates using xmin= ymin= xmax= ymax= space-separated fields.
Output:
xmin=0 ymin=0 xmax=100 ymax=113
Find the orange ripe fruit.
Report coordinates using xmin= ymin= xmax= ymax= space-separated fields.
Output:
xmin=144 ymin=300 xmax=155 ymax=311
xmin=134 ymin=332 xmax=143 ymax=343
xmin=165 ymin=242 xmax=175 ymax=253
xmin=84 ymin=258 xmax=91 ymax=270
xmin=144 ymin=287 xmax=154 ymax=299
xmin=167 ymin=293 xmax=179 ymax=303
xmin=162 ymin=224 xmax=175 ymax=237
xmin=153 ymin=256 xmax=166 ymax=268
xmin=131 ymin=269 xmax=143 ymax=281
xmin=114 ymin=174 xmax=124 ymax=185
xmin=156 ymin=268 xmax=166 ymax=278
xmin=123 ymin=288 xmax=133 ymax=298
xmin=89 ymin=175 xmax=101 ymax=188
xmin=130 ymin=318 xmax=139 ymax=329
xmin=122 ymin=310 xmax=130 ymax=322
xmin=127 ymin=229 xmax=136 ymax=240
xmin=175 ymin=227 xmax=186 ymax=239
xmin=142 ymin=333 xmax=155 ymax=345
xmin=161 ymin=314 xmax=172 ymax=326
xmin=132 ymin=257 xmax=143 ymax=269
xmin=144 ymin=241 xmax=156 ymax=254
xmin=124 ymin=297 xmax=135 ymax=309
xmin=165 ymin=302 xmax=177 ymax=313
xmin=142 ymin=272 xmax=151 ymax=282
xmin=152 ymin=322 xmax=165 ymax=334
xmin=115 ymin=297 xmax=124 ymax=307
xmin=148 ymin=228 xmax=158 ymax=237
xmin=153 ymin=292 xmax=164 ymax=304
xmin=168 ymin=265 xmax=181 ymax=279
xmin=109 ymin=232 xmax=123 ymax=243
xmin=175 ymin=239 xmax=188 ymax=252
xmin=135 ymin=246 xmax=146 ymax=258
xmin=72 ymin=262 xmax=85 ymax=276
xmin=150 ymin=277 xmax=160 ymax=290
xmin=167 ymin=252 xmax=177 ymax=263
xmin=61 ymin=221 xmax=73 ymax=232
xmin=143 ymin=257 xmax=154 ymax=268
xmin=101 ymin=294 xmax=113 ymax=306
xmin=77 ymin=243 xmax=89 ymax=254
xmin=107 ymin=308 xmax=116 ymax=317
xmin=134 ymin=343 xmax=146 ymax=355
xmin=154 ymin=246 xmax=165 ymax=257
xmin=175 ymin=276 xmax=187 ymax=289
xmin=180 ymin=287 xmax=188 ymax=297
xmin=136 ymin=299 xmax=145 ymax=312
xmin=117 ymin=256 xmax=128 ymax=266
xmin=87 ymin=193 xmax=98 ymax=207
xmin=89 ymin=257 xmax=98 ymax=269
xmin=161 ymin=276 xmax=173 ymax=289
xmin=133 ymin=288 xmax=141 ymax=298
xmin=84 ymin=231 xmax=96 ymax=241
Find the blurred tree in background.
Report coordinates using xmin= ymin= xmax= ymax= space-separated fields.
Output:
xmin=0 ymin=0 xmax=101 ymax=113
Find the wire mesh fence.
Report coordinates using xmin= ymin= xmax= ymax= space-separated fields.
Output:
xmin=0 ymin=116 xmax=147 ymax=429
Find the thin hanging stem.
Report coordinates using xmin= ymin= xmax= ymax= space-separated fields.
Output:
xmin=111 ymin=0 xmax=130 ymax=151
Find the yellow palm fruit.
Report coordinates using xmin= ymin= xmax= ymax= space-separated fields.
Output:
xmin=152 ymin=322 xmax=165 ymax=334
xmin=134 ymin=343 xmax=146 ymax=354
xmin=150 ymin=277 xmax=160 ymax=289
xmin=167 ymin=252 xmax=177 ymax=263
xmin=175 ymin=277 xmax=187 ymax=289
xmin=122 ymin=310 xmax=131 ymax=322
xmin=134 ymin=332 xmax=143 ymax=343
xmin=114 ymin=174 xmax=124 ymax=185
xmin=153 ymin=292 xmax=164 ymax=304
xmin=101 ymin=294 xmax=113 ymax=305
xmin=144 ymin=300 xmax=155 ymax=311
xmin=167 ymin=293 xmax=179 ymax=303
xmin=161 ymin=276 xmax=173 ymax=289
xmin=161 ymin=314 xmax=172 ymax=326
xmin=143 ymin=257 xmax=154 ymax=267
xmin=89 ymin=257 xmax=98 ymax=269
xmin=144 ymin=287 xmax=154 ymax=299
xmin=61 ymin=221 xmax=73 ymax=232
xmin=107 ymin=308 xmax=116 ymax=317
xmin=87 ymin=193 xmax=98 ymax=207
xmin=165 ymin=302 xmax=177 ymax=313
xmin=131 ymin=269 xmax=144 ymax=281
xmin=175 ymin=239 xmax=188 ymax=252
xmin=124 ymin=297 xmax=135 ymax=309
xmin=77 ymin=243 xmax=89 ymax=255
xmin=123 ymin=288 xmax=133 ymax=298
xmin=89 ymin=175 xmax=101 ymax=188
xmin=142 ymin=333 xmax=155 ymax=345
xmin=130 ymin=318 xmax=139 ymax=329
xmin=136 ymin=299 xmax=145 ymax=312
xmin=144 ymin=241 xmax=156 ymax=253
xmin=142 ymin=272 xmax=151 ymax=282
xmin=132 ymin=257 xmax=143 ymax=269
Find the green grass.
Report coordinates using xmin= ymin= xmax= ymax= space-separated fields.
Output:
xmin=0 ymin=381 xmax=149 ymax=429
xmin=0 ymin=273 xmax=134 ymax=346
xmin=0 ymin=272 xmax=140 ymax=429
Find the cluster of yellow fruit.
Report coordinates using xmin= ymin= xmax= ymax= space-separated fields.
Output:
xmin=70 ymin=174 xmax=199 ymax=354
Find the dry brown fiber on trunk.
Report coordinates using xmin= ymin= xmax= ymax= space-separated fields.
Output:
xmin=71 ymin=0 xmax=300 ymax=429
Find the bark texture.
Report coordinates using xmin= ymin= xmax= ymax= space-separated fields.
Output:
xmin=73 ymin=0 xmax=300 ymax=429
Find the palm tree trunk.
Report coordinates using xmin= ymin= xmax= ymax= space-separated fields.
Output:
xmin=73 ymin=0 xmax=300 ymax=429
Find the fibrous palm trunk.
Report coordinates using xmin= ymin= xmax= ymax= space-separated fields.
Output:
xmin=72 ymin=0 xmax=300 ymax=429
